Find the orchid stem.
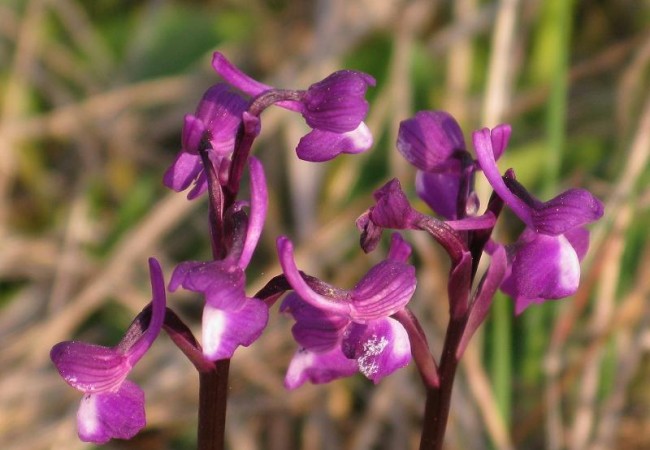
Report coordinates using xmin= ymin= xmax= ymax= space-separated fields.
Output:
xmin=419 ymin=316 xmax=468 ymax=450
xmin=198 ymin=360 xmax=231 ymax=450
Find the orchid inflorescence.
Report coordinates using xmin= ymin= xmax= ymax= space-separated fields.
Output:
xmin=51 ymin=52 xmax=603 ymax=448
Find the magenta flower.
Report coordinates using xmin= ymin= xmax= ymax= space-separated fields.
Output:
xmin=50 ymin=258 xmax=166 ymax=443
xmin=212 ymin=52 xmax=375 ymax=162
xmin=163 ymin=83 xmax=248 ymax=199
xmin=168 ymin=158 xmax=269 ymax=360
xmin=397 ymin=110 xmax=509 ymax=220
xmin=472 ymin=127 xmax=604 ymax=313
xmin=397 ymin=110 xmax=466 ymax=173
xmin=277 ymin=233 xmax=415 ymax=388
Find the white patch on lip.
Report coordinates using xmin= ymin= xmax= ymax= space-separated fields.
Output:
xmin=343 ymin=123 xmax=373 ymax=152
xmin=556 ymin=235 xmax=580 ymax=293
xmin=77 ymin=394 xmax=99 ymax=438
xmin=202 ymin=306 xmax=227 ymax=359
xmin=285 ymin=348 xmax=314 ymax=389
xmin=357 ymin=334 xmax=388 ymax=377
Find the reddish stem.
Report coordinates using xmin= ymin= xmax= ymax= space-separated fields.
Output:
xmin=198 ymin=360 xmax=231 ymax=450
xmin=419 ymin=316 xmax=468 ymax=450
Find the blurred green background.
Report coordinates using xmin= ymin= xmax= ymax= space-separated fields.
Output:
xmin=1 ymin=0 xmax=649 ymax=449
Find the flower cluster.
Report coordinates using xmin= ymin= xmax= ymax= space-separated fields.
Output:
xmin=50 ymin=53 xmax=603 ymax=447
xmin=50 ymin=53 xmax=379 ymax=443
xmin=359 ymin=111 xmax=603 ymax=317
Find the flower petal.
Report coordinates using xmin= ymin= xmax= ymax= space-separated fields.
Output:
xmin=415 ymin=170 xmax=461 ymax=219
xmin=202 ymin=297 xmax=269 ymax=360
xmin=489 ymin=123 xmax=511 ymax=161
xmin=181 ymin=114 xmax=206 ymax=154
xmin=396 ymin=110 xmax=465 ymax=172
xmin=350 ymin=260 xmax=416 ymax=322
xmin=386 ymin=232 xmax=412 ymax=263
xmin=212 ymin=52 xmax=273 ymax=97
xmin=77 ymin=380 xmax=145 ymax=444
xmin=302 ymin=70 xmax=375 ymax=133
xmin=276 ymin=236 xmax=351 ymax=317
xmin=123 ymin=258 xmax=167 ymax=364
xmin=51 ymin=342 xmax=129 ymax=393
xmin=284 ymin=346 xmax=358 ymax=390
xmin=237 ymin=157 xmax=267 ymax=269
xmin=341 ymin=318 xmax=411 ymax=383
xmin=162 ymin=151 xmax=204 ymax=193
xmin=473 ymin=128 xmax=532 ymax=225
xmin=296 ymin=123 xmax=373 ymax=162
xmin=530 ymin=188 xmax=604 ymax=236
xmin=169 ymin=261 xmax=247 ymax=311
xmin=565 ymin=226 xmax=590 ymax=261
xmin=507 ymin=234 xmax=581 ymax=314
xmin=194 ymin=84 xmax=248 ymax=154
xmin=369 ymin=178 xmax=422 ymax=229
xmin=280 ymin=293 xmax=349 ymax=352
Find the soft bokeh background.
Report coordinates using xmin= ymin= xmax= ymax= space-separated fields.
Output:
xmin=1 ymin=0 xmax=649 ymax=449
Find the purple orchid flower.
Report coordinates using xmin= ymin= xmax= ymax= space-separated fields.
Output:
xmin=168 ymin=157 xmax=269 ymax=360
xmin=50 ymin=258 xmax=166 ymax=443
xmin=397 ymin=110 xmax=467 ymax=220
xmin=277 ymin=233 xmax=416 ymax=388
xmin=163 ymin=83 xmax=248 ymax=199
xmin=397 ymin=110 xmax=509 ymax=220
xmin=472 ymin=127 xmax=604 ymax=313
xmin=212 ymin=52 xmax=375 ymax=162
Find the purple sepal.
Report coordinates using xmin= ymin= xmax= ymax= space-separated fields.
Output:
xmin=194 ymin=84 xmax=248 ymax=153
xmin=529 ymin=188 xmax=604 ymax=236
xmin=488 ymin=123 xmax=511 ymax=161
xmin=502 ymin=232 xmax=581 ymax=314
xmin=77 ymin=380 xmax=145 ymax=443
xmin=163 ymin=151 xmax=205 ymax=195
xmin=212 ymin=52 xmax=276 ymax=100
xmin=284 ymin=347 xmax=358 ymax=390
xmin=357 ymin=211 xmax=384 ymax=253
xmin=170 ymin=261 xmax=247 ymax=310
xmin=396 ymin=110 xmax=465 ymax=172
xmin=565 ymin=226 xmax=590 ymax=260
xmin=473 ymin=128 xmax=531 ymax=222
xmin=296 ymin=123 xmax=373 ymax=162
xmin=342 ymin=318 xmax=411 ymax=383
xmin=368 ymin=179 xmax=421 ymax=229
xmin=301 ymin=70 xmax=375 ymax=133
xmin=281 ymin=293 xmax=349 ymax=352
xmin=51 ymin=342 xmax=129 ymax=393
xmin=415 ymin=170 xmax=461 ymax=219
xmin=237 ymin=157 xmax=268 ymax=269
xmin=387 ymin=232 xmax=411 ymax=263
xmin=169 ymin=260 xmax=269 ymax=360
xmin=181 ymin=114 xmax=206 ymax=156
xmin=350 ymin=259 xmax=416 ymax=322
